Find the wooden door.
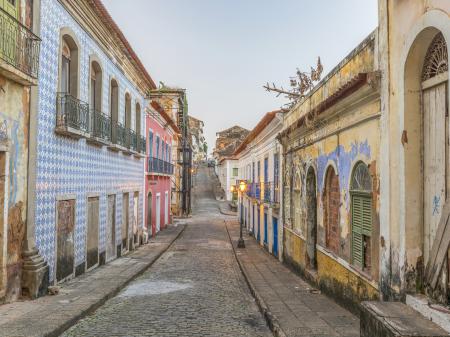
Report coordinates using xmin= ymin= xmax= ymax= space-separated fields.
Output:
xmin=106 ymin=195 xmax=116 ymax=261
xmin=86 ymin=197 xmax=99 ymax=270
xmin=122 ymin=193 xmax=129 ymax=251
xmin=423 ymin=82 xmax=447 ymax=264
xmin=56 ymin=200 xmax=75 ymax=282
xmin=273 ymin=217 xmax=278 ymax=257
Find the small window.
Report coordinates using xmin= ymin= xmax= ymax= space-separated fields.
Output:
xmin=233 ymin=168 xmax=238 ymax=176
xmin=59 ymin=32 xmax=79 ymax=98
xmin=350 ymin=162 xmax=373 ymax=271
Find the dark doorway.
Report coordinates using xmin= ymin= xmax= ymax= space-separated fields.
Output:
xmin=306 ymin=167 xmax=317 ymax=269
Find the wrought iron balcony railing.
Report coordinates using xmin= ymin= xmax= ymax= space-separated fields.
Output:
xmin=56 ymin=93 xmax=89 ymax=135
xmin=262 ymin=182 xmax=280 ymax=204
xmin=255 ymin=182 xmax=261 ymax=200
xmin=138 ymin=135 xmax=146 ymax=154
xmin=148 ymin=157 xmax=174 ymax=175
xmin=129 ymin=129 xmax=138 ymax=152
xmin=0 ymin=7 xmax=40 ymax=78
xmin=90 ymin=109 xmax=111 ymax=142
xmin=112 ymin=121 xmax=128 ymax=148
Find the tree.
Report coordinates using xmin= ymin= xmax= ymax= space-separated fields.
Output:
xmin=264 ymin=57 xmax=323 ymax=110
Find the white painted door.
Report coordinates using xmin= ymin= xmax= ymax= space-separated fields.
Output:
xmin=156 ymin=194 xmax=161 ymax=233
xmin=423 ymin=82 xmax=447 ymax=264
xmin=164 ymin=191 xmax=169 ymax=225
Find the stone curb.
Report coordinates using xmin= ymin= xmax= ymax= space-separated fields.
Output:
xmin=46 ymin=224 xmax=187 ymax=337
xmin=218 ymin=203 xmax=237 ymax=217
xmin=224 ymin=222 xmax=287 ymax=337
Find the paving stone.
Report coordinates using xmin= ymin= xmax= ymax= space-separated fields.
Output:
xmin=227 ymin=216 xmax=361 ymax=337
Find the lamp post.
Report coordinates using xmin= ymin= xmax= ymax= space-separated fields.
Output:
xmin=237 ymin=180 xmax=247 ymax=248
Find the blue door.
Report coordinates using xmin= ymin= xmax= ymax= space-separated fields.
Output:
xmin=252 ymin=206 xmax=255 ymax=235
xmin=273 ymin=217 xmax=278 ymax=257
xmin=264 ymin=213 xmax=268 ymax=244
xmin=257 ymin=210 xmax=260 ymax=242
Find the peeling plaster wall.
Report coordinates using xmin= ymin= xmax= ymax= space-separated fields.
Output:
xmin=0 ymin=75 xmax=30 ymax=302
xmin=378 ymin=0 xmax=450 ymax=300
xmin=281 ymin=35 xmax=381 ymax=308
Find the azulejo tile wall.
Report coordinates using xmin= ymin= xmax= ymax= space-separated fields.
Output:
xmin=35 ymin=0 xmax=145 ymax=282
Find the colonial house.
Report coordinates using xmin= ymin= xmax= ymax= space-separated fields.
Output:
xmin=278 ymin=31 xmax=381 ymax=311
xmin=149 ymin=86 xmax=192 ymax=217
xmin=234 ymin=110 xmax=283 ymax=259
xmin=188 ymin=115 xmax=207 ymax=163
xmin=214 ymin=125 xmax=249 ymax=201
xmin=26 ymin=0 xmax=152 ymax=292
xmin=216 ymin=157 xmax=239 ymax=202
xmin=0 ymin=0 xmax=41 ymax=301
xmin=145 ymin=101 xmax=180 ymax=236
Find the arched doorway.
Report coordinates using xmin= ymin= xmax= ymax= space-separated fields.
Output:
xmin=306 ymin=167 xmax=317 ymax=269
xmin=147 ymin=192 xmax=152 ymax=236
xmin=404 ymin=29 xmax=448 ymax=292
xmin=324 ymin=166 xmax=340 ymax=255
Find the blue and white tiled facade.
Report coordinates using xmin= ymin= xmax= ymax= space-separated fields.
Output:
xmin=34 ymin=0 xmax=146 ymax=283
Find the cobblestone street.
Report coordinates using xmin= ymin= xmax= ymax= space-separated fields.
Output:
xmin=61 ymin=167 xmax=271 ymax=337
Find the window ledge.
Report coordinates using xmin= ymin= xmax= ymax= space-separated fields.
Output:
xmin=316 ymin=244 xmax=378 ymax=289
xmin=86 ymin=136 xmax=111 ymax=147
xmin=55 ymin=126 xmax=89 ymax=139
xmin=0 ymin=61 xmax=38 ymax=86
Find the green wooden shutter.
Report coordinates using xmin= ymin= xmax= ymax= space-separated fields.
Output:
xmin=351 ymin=194 xmax=372 ymax=268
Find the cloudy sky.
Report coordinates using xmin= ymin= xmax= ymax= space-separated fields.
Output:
xmin=102 ymin=0 xmax=378 ymax=153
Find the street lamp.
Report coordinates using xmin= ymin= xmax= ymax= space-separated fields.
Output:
xmin=237 ymin=180 xmax=247 ymax=248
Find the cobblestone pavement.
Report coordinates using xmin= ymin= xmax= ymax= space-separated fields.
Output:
xmin=228 ymin=222 xmax=360 ymax=337
xmin=61 ymin=166 xmax=272 ymax=337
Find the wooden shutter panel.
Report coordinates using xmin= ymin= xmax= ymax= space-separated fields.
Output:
xmin=352 ymin=195 xmax=363 ymax=267
xmin=352 ymin=194 xmax=372 ymax=268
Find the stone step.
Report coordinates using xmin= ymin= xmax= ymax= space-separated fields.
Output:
xmin=361 ymin=301 xmax=450 ymax=337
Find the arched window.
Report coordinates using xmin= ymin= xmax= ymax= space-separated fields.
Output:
xmin=59 ymin=32 xmax=79 ymax=98
xmin=350 ymin=162 xmax=372 ymax=270
xmin=89 ymin=60 xmax=102 ymax=112
xmin=293 ymin=169 xmax=301 ymax=232
xmin=125 ymin=93 xmax=132 ymax=130
xmin=135 ymin=102 xmax=141 ymax=136
xmin=110 ymin=79 xmax=119 ymax=142
xmin=324 ymin=166 xmax=340 ymax=254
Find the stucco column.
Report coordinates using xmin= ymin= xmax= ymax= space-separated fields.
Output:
xmin=22 ymin=0 xmax=49 ymax=299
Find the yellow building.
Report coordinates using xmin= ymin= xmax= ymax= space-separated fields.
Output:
xmin=279 ymin=32 xmax=381 ymax=311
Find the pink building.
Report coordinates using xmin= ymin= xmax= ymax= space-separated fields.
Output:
xmin=145 ymin=102 xmax=180 ymax=236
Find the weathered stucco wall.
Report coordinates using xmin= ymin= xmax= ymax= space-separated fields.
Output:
xmin=0 ymin=75 xmax=30 ymax=302
xmin=281 ymin=31 xmax=381 ymax=309
xmin=378 ymin=0 xmax=450 ymax=300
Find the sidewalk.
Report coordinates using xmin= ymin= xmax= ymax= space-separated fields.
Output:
xmin=218 ymin=200 xmax=237 ymax=216
xmin=0 ymin=223 xmax=185 ymax=337
xmin=226 ymin=220 xmax=360 ymax=337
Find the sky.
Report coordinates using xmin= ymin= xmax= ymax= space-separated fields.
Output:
xmin=102 ymin=0 xmax=378 ymax=153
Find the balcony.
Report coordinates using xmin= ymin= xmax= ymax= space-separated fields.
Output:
xmin=148 ymin=157 xmax=174 ymax=175
xmin=262 ymin=182 xmax=280 ymax=205
xmin=0 ymin=7 xmax=40 ymax=84
xmin=138 ymin=135 xmax=146 ymax=154
xmin=88 ymin=109 xmax=111 ymax=146
xmin=55 ymin=93 xmax=90 ymax=138
xmin=129 ymin=129 xmax=138 ymax=152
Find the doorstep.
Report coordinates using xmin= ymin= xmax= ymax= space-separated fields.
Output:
xmin=360 ymin=301 xmax=450 ymax=337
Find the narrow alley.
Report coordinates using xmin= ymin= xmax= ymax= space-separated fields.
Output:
xmin=60 ymin=166 xmax=272 ymax=337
